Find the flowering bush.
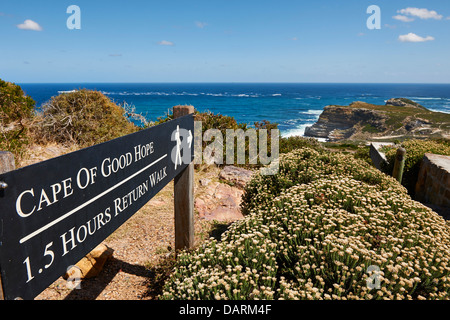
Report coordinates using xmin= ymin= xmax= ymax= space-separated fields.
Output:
xmin=241 ymin=147 xmax=406 ymax=216
xmin=161 ymin=147 xmax=450 ymax=300
xmin=381 ymin=139 xmax=450 ymax=195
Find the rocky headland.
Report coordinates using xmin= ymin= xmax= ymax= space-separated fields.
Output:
xmin=305 ymin=98 xmax=450 ymax=141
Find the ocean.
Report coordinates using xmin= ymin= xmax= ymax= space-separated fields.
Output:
xmin=19 ymin=83 xmax=450 ymax=138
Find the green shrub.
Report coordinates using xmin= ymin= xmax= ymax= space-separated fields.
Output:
xmin=158 ymin=109 xmax=283 ymax=168
xmin=381 ymin=139 xmax=450 ymax=196
xmin=157 ymin=109 xmax=324 ymax=166
xmin=154 ymin=109 xmax=247 ymax=164
xmin=0 ymin=79 xmax=35 ymax=159
xmin=279 ymin=136 xmax=323 ymax=154
xmin=194 ymin=111 xmax=248 ymax=159
xmin=362 ymin=123 xmax=382 ymax=133
xmin=353 ymin=145 xmax=372 ymax=165
xmin=161 ymin=147 xmax=450 ymax=300
xmin=32 ymin=89 xmax=140 ymax=147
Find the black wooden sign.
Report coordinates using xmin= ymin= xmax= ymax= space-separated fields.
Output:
xmin=0 ymin=114 xmax=194 ymax=300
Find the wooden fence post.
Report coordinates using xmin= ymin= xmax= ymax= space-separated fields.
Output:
xmin=392 ymin=147 xmax=406 ymax=183
xmin=0 ymin=151 xmax=15 ymax=300
xmin=173 ymin=106 xmax=195 ymax=251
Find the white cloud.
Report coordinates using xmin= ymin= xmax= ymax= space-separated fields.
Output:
xmin=393 ymin=15 xmax=414 ymax=22
xmin=398 ymin=32 xmax=435 ymax=42
xmin=17 ymin=19 xmax=43 ymax=31
xmin=384 ymin=24 xmax=397 ymax=29
xmin=195 ymin=21 xmax=208 ymax=28
xmin=397 ymin=7 xmax=443 ymax=20
xmin=157 ymin=40 xmax=175 ymax=46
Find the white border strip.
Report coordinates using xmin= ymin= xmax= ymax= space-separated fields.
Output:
xmin=19 ymin=154 xmax=168 ymax=244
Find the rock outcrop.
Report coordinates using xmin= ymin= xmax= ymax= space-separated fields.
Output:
xmin=218 ymin=165 xmax=254 ymax=188
xmin=304 ymin=104 xmax=386 ymax=140
xmin=195 ymin=182 xmax=244 ymax=222
xmin=194 ymin=166 xmax=255 ymax=222
xmin=304 ymin=98 xmax=450 ymax=141
xmin=385 ymin=98 xmax=426 ymax=109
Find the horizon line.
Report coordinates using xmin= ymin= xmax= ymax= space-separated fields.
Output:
xmin=17 ymin=81 xmax=450 ymax=85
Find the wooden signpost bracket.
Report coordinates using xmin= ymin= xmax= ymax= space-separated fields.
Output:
xmin=173 ymin=105 xmax=195 ymax=251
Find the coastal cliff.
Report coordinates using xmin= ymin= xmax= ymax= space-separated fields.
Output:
xmin=305 ymin=98 xmax=450 ymax=141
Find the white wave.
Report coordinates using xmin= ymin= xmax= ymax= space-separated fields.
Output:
xmin=102 ymin=91 xmax=201 ymax=96
xmin=408 ymin=97 xmax=442 ymax=100
xmin=429 ymin=108 xmax=450 ymax=114
xmin=282 ymin=124 xmax=310 ymax=138
xmin=283 ymin=123 xmax=315 ymax=138
xmin=58 ymin=90 xmax=77 ymax=94
xmin=100 ymin=90 xmax=264 ymax=98
xmin=272 ymin=93 xmax=282 ymax=96
xmin=306 ymin=96 xmax=321 ymax=99
xmin=300 ymin=109 xmax=322 ymax=116
xmin=282 ymin=124 xmax=328 ymax=142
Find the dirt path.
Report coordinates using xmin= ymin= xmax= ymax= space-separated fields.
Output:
xmin=35 ymin=179 xmax=233 ymax=299
xmin=34 ymin=177 xmax=233 ymax=299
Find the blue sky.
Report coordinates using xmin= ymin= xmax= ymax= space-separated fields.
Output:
xmin=1 ymin=0 xmax=450 ymax=83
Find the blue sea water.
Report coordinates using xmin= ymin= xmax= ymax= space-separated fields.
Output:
xmin=19 ymin=83 xmax=450 ymax=137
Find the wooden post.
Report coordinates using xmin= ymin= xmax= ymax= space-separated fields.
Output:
xmin=0 ymin=151 xmax=15 ymax=175
xmin=392 ymin=147 xmax=406 ymax=183
xmin=173 ymin=106 xmax=195 ymax=251
xmin=0 ymin=273 xmax=3 ymax=300
xmin=0 ymin=151 xmax=15 ymax=300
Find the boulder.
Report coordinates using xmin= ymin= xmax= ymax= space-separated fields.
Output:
xmin=386 ymin=98 xmax=408 ymax=107
xmin=199 ymin=178 xmax=211 ymax=186
xmin=218 ymin=166 xmax=254 ymax=189
xmin=405 ymin=119 xmax=431 ymax=132
xmin=195 ymin=182 xmax=244 ymax=222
